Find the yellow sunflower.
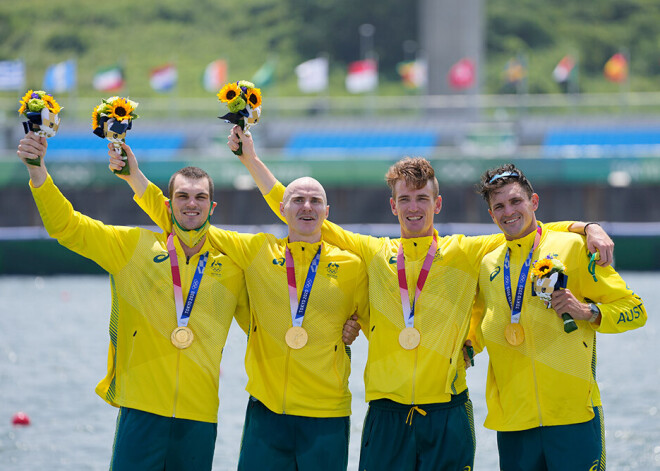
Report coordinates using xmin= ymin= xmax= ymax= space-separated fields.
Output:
xmin=531 ymin=259 xmax=553 ymax=278
xmin=42 ymin=95 xmax=62 ymax=114
xmin=18 ymin=90 xmax=34 ymax=115
xmin=246 ymin=88 xmax=262 ymax=109
xmin=92 ymin=108 xmax=100 ymax=130
xmin=109 ymin=98 xmax=134 ymax=122
xmin=217 ymin=83 xmax=241 ymax=103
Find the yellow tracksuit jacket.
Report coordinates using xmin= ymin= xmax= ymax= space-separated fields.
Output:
xmin=31 ymin=175 xmax=249 ymax=423
xmin=136 ymin=183 xmax=370 ymax=418
xmin=264 ymin=181 xmax=575 ymax=405
xmin=469 ymin=224 xmax=646 ymax=431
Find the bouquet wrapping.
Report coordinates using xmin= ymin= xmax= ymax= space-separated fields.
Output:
xmin=18 ymin=90 xmax=62 ymax=166
xmin=92 ymin=97 xmax=139 ymax=175
xmin=530 ymin=255 xmax=577 ymax=333
xmin=217 ymin=80 xmax=262 ymax=155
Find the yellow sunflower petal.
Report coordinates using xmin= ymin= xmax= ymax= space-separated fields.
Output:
xmin=531 ymin=259 xmax=554 ymax=278
xmin=42 ymin=95 xmax=62 ymax=114
xmin=92 ymin=109 xmax=99 ymax=130
xmin=109 ymin=98 xmax=133 ymax=121
xmin=18 ymin=90 xmax=34 ymax=114
xmin=246 ymin=88 xmax=262 ymax=108
xmin=217 ymin=83 xmax=241 ymax=103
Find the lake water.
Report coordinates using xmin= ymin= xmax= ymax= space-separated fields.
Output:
xmin=1 ymin=273 xmax=658 ymax=470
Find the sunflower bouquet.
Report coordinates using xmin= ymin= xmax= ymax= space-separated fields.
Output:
xmin=18 ymin=90 xmax=63 ymax=166
xmin=217 ymin=80 xmax=262 ymax=155
xmin=92 ymin=96 xmax=139 ymax=175
xmin=530 ymin=255 xmax=577 ymax=333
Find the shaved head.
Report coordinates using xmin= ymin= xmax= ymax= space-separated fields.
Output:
xmin=280 ymin=177 xmax=329 ymax=243
xmin=283 ymin=177 xmax=327 ymax=205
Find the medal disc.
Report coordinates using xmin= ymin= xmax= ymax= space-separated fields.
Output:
xmin=504 ymin=323 xmax=525 ymax=346
xmin=285 ymin=326 xmax=308 ymax=349
xmin=171 ymin=326 xmax=194 ymax=349
xmin=399 ymin=327 xmax=421 ymax=350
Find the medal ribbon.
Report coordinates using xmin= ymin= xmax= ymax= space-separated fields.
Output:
xmin=397 ymin=235 xmax=438 ymax=328
xmin=167 ymin=233 xmax=209 ymax=327
xmin=285 ymin=244 xmax=322 ymax=328
xmin=503 ymin=225 xmax=542 ymax=324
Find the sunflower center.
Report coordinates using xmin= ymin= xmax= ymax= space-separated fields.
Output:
xmin=226 ymin=91 xmax=236 ymax=100
xmin=249 ymin=95 xmax=257 ymax=104
xmin=115 ymin=106 xmax=127 ymax=117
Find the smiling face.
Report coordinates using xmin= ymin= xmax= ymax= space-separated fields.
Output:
xmin=488 ymin=182 xmax=539 ymax=240
xmin=390 ymin=179 xmax=442 ymax=239
xmin=167 ymin=174 xmax=216 ymax=230
xmin=280 ymin=177 xmax=329 ymax=243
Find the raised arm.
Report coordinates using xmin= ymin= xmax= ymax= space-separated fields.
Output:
xmin=227 ymin=125 xmax=276 ymax=195
xmin=228 ymin=128 xmax=375 ymax=260
xmin=18 ymin=132 xmax=136 ymax=274
xmin=17 ymin=131 xmax=48 ymax=188
xmin=108 ymin=142 xmax=149 ymax=198
xmin=108 ymin=142 xmax=171 ymax=232
xmin=108 ymin=144 xmax=258 ymax=268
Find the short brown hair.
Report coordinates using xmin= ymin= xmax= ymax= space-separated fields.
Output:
xmin=476 ymin=163 xmax=533 ymax=207
xmin=385 ymin=157 xmax=439 ymax=198
xmin=168 ymin=166 xmax=214 ymax=200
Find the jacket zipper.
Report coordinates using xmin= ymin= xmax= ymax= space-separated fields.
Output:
xmin=172 ymin=350 xmax=181 ymax=417
xmin=530 ymin=338 xmax=543 ymax=426
xmin=408 ymin=255 xmax=419 ymax=404
xmin=523 ymin=247 xmax=544 ymax=426
xmin=282 ymin=348 xmax=291 ymax=413
xmin=411 ymin=348 xmax=419 ymax=404
xmin=282 ymin=246 xmax=306 ymax=414
xmin=172 ymin=252 xmax=192 ymax=417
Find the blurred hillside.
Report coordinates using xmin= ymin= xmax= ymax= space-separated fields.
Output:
xmin=0 ymin=0 xmax=659 ymax=96
xmin=2 ymin=1 xmax=660 ymax=273
xmin=2 ymin=0 xmax=660 ymax=228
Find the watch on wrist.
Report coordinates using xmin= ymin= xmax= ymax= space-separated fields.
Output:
xmin=588 ymin=303 xmax=600 ymax=323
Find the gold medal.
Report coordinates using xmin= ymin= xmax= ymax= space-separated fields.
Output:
xmin=285 ymin=326 xmax=308 ymax=349
xmin=399 ymin=327 xmax=421 ymax=350
xmin=171 ymin=326 xmax=194 ymax=349
xmin=504 ymin=323 xmax=525 ymax=346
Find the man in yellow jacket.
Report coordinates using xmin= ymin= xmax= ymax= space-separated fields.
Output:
xmin=17 ymin=132 xmax=249 ymax=470
xmin=467 ymin=164 xmax=646 ymax=470
xmin=222 ymin=126 xmax=615 ymax=471
xmin=109 ymin=138 xmax=369 ymax=470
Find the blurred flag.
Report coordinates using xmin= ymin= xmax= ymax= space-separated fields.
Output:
xmin=203 ymin=59 xmax=227 ymax=93
xmin=43 ymin=59 xmax=77 ymax=93
xmin=150 ymin=63 xmax=177 ymax=92
xmin=604 ymin=53 xmax=628 ymax=83
xmin=345 ymin=59 xmax=378 ymax=94
xmin=295 ymin=57 xmax=329 ymax=93
xmin=447 ymin=58 xmax=475 ymax=90
xmin=397 ymin=58 xmax=427 ymax=89
xmin=251 ymin=59 xmax=276 ymax=88
xmin=93 ymin=65 xmax=124 ymax=92
xmin=552 ymin=55 xmax=576 ymax=83
xmin=505 ymin=57 xmax=526 ymax=85
xmin=0 ymin=60 xmax=25 ymax=90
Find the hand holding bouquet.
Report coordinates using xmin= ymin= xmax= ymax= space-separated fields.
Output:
xmin=531 ymin=255 xmax=577 ymax=333
xmin=217 ymin=80 xmax=262 ymax=156
xmin=92 ymin=96 xmax=139 ymax=175
xmin=18 ymin=90 xmax=62 ymax=166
